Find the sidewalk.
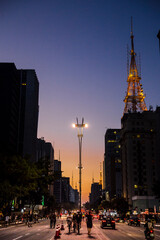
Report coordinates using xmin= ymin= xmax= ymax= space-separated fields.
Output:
xmin=58 ymin=220 xmax=109 ymax=240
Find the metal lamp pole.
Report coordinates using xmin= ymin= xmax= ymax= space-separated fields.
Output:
xmin=73 ymin=117 xmax=88 ymax=212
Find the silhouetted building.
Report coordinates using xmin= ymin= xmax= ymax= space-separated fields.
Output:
xmin=89 ymin=182 xmax=102 ymax=206
xmin=37 ymin=137 xmax=54 ymax=195
xmin=18 ymin=69 xmax=39 ymax=162
xmin=121 ymin=107 xmax=160 ymax=210
xmin=54 ymin=160 xmax=62 ymax=178
xmin=104 ymin=129 xmax=122 ymax=201
xmin=0 ymin=63 xmax=20 ymax=155
xmin=0 ymin=63 xmax=39 ymax=160
xmin=54 ymin=177 xmax=70 ymax=204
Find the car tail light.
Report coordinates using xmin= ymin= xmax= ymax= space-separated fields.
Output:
xmin=131 ymin=220 xmax=133 ymax=221
xmin=138 ymin=220 xmax=140 ymax=221
xmin=102 ymin=220 xmax=106 ymax=223
xmin=150 ymin=230 xmax=153 ymax=233
xmin=112 ymin=221 xmax=115 ymax=223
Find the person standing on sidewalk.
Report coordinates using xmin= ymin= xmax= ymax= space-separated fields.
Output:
xmin=86 ymin=211 xmax=93 ymax=236
xmin=49 ymin=213 xmax=54 ymax=228
xmin=76 ymin=211 xmax=82 ymax=234
xmin=52 ymin=212 xmax=56 ymax=228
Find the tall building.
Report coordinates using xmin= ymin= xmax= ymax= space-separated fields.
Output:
xmin=0 ymin=63 xmax=39 ymax=160
xmin=0 ymin=63 xmax=20 ymax=155
xmin=37 ymin=137 xmax=54 ymax=195
xmin=104 ymin=129 xmax=122 ymax=200
xmin=18 ymin=69 xmax=39 ymax=162
xmin=89 ymin=182 xmax=102 ymax=206
xmin=121 ymin=23 xmax=160 ymax=211
xmin=121 ymin=108 xmax=160 ymax=210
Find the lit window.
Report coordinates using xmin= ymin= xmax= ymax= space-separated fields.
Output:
xmin=22 ymin=83 xmax=26 ymax=86
xmin=134 ymin=185 xmax=138 ymax=189
xmin=114 ymin=131 xmax=117 ymax=134
xmin=137 ymin=135 xmax=140 ymax=138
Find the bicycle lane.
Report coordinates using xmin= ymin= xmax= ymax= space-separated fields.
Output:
xmin=59 ymin=221 xmax=111 ymax=240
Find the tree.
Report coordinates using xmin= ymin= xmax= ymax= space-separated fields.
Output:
xmin=98 ymin=200 xmax=111 ymax=210
xmin=0 ymin=154 xmax=40 ymax=214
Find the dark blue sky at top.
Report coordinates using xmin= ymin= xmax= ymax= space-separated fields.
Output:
xmin=0 ymin=0 xmax=160 ymax=187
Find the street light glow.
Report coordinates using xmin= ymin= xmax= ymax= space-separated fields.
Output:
xmin=85 ymin=123 xmax=88 ymax=128
xmin=72 ymin=123 xmax=76 ymax=128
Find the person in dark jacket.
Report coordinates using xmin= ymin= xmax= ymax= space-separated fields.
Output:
xmin=49 ymin=213 xmax=54 ymax=228
xmin=52 ymin=213 xmax=56 ymax=228
xmin=86 ymin=211 xmax=93 ymax=235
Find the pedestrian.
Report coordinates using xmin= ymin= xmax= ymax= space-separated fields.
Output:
xmin=72 ymin=212 xmax=77 ymax=232
xmin=52 ymin=212 xmax=56 ymax=228
xmin=28 ymin=214 xmax=33 ymax=227
xmin=5 ymin=215 xmax=9 ymax=227
xmin=76 ymin=211 xmax=82 ymax=234
xmin=66 ymin=212 xmax=73 ymax=234
xmin=86 ymin=211 xmax=93 ymax=236
xmin=49 ymin=213 xmax=54 ymax=228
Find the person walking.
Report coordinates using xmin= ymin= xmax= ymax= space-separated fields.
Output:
xmin=86 ymin=211 xmax=93 ymax=236
xmin=76 ymin=211 xmax=82 ymax=234
xmin=52 ymin=212 xmax=56 ymax=228
xmin=49 ymin=213 xmax=54 ymax=228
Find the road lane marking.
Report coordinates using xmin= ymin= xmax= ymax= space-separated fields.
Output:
xmin=127 ymin=233 xmax=132 ymax=236
xmin=25 ymin=233 xmax=30 ymax=235
xmin=12 ymin=236 xmax=23 ymax=240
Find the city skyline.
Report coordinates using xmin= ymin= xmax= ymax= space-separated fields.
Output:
xmin=1 ymin=0 xmax=160 ymax=202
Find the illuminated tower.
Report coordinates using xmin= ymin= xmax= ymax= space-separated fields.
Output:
xmin=124 ymin=20 xmax=147 ymax=114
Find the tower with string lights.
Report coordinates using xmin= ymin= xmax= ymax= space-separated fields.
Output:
xmin=123 ymin=19 xmax=147 ymax=114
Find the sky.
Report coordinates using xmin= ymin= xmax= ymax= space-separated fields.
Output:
xmin=1 ymin=0 xmax=160 ymax=203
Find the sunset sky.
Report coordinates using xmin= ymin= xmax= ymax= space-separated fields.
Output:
xmin=1 ymin=0 xmax=160 ymax=202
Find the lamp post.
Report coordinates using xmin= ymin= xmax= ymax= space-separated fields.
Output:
xmin=72 ymin=117 xmax=88 ymax=212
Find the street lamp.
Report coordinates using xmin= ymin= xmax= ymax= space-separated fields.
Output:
xmin=72 ymin=117 xmax=88 ymax=212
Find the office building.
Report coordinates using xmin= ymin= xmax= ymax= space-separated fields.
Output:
xmin=18 ymin=69 xmax=39 ymax=162
xmin=89 ymin=182 xmax=102 ymax=206
xmin=104 ymin=129 xmax=122 ymax=200
xmin=0 ymin=63 xmax=20 ymax=155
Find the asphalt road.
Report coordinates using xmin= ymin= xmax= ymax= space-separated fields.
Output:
xmin=0 ymin=219 xmax=58 ymax=240
xmin=0 ymin=218 xmax=160 ymax=240
xmin=93 ymin=220 xmax=160 ymax=240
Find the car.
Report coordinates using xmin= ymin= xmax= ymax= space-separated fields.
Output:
xmin=101 ymin=216 xmax=115 ymax=229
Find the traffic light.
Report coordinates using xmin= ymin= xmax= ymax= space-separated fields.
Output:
xmin=42 ymin=195 xmax=44 ymax=206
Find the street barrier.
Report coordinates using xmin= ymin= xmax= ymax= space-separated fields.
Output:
xmin=54 ymin=225 xmax=61 ymax=239
xmin=61 ymin=221 xmax=65 ymax=230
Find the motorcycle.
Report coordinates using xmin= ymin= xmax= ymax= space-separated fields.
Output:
xmin=134 ymin=219 xmax=140 ymax=227
xmin=146 ymin=228 xmax=155 ymax=240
